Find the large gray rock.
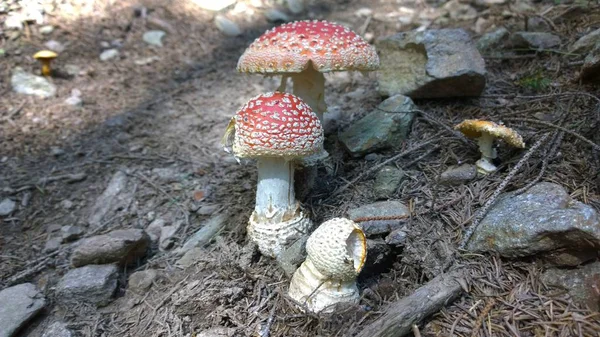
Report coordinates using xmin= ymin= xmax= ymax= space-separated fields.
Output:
xmin=347 ymin=201 xmax=409 ymax=236
xmin=0 ymin=283 xmax=46 ymax=337
xmin=541 ymin=262 xmax=600 ymax=311
xmin=42 ymin=322 xmax=73 ymax=337
xmin=376 ymin=29 xmax=486 ymax=98
xmin=11 ymin=67 xmax=57 ymax=98
xmin=509 ymin=32 xmax=561 ymax=50
xmin=339 ymin=95 xmax=416 ymax=157
xmin=71 ymin=229 xmax=149 ymax=267
xmin=467 ymin=182 xmax=600 ymax=266
xmin=571 ymin=28 xmax=600 ymax=54
xmin=56 ymin=264 xmax=118 ymax=307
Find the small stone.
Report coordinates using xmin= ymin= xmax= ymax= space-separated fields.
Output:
xmin=374 ymin=166 xmax=405 ymax=199
xmin=71 ymin=229 xmax=150 ymax=267
xmin=467 ymin=182 xmax=600 ymax=266
xmin=527 ymin=17 xmax=550 ymax=32
xmin=377 ymin=29 xmax=486 ymax=98
xmin=197 ymin=327 xmax=238 ymax=337
xmin=477 ymin=27 xmax=509 ymax=52
xmin=64 ymin=94 xmax=82 ymax=106
xmin=143 ymin=30 xmax=166 ymax=47
xmin=134 ymin=56 xmax=160 ymax=65
xmin=42 ymin=322 xmax=73 ymax=337
xmin=364 ymin=153 xmax=379 ymax=161
xmin=60 ymin=199 xmax=74 ymax=209
xmin=385 ymin=229 xmax=407 ymax=245
xmin=55 ymin=264 xmax=118 ymax=307
xmin=192 ymin=0 xmax=236 ymax=11
xmin=159 ymin=223 xmax=181 ymax=251
xmin=39 ymin=25 xmax=54 ymax=35
xmin=11 ymin=67 xmax=57 ymax=98
xmin=0 ymin=198 xmax=16 ymax=216
xmin=44 ymin=40 xmax=65 ymax=53
xmin=347 ymin=201 xmax=409 ymax=236
xmin=571 ymin=28 xmax=600 ymax=54
xmin=43 ymin=237 xmax=61 ymax=253
xmin=152 ymin=167 xmax=184 ymax=183
xmin=60 ymin=225 xmax=84 ymax=242
xmin=264 ymin=8 xmax=289 ymax=22
xmin=439 ymin=164 xmax=478 ymax=185
xmin=50 ymin=147 xmax=65 ymax=156
xmin=128 ymin=269 xmax=158 ymax=292
xmin=510 ymin=32 xmax=561 ymax=50
xmin=99 ymin=49 xmax=119 ymax=61
xmin=540 ymin=261 xmax=600 ymax=311
xmin=88 ymin=171 xmax=129 ymax=227
xmin=4 ymin=14 xmax=23 ymax=30
xmin=46 ymin=224 xmax=62 ymax=233
xmin=214 ymin=15 xmax=241 ymax=37
xmin=0 ymin=283 xmax=46 ymax=337
xmin=177 ymin=214 xmax=228 ymax=255
xmin=64 ymin=64 xmax=81 ymax=76
xmin=146 ymin=218 xmax=166 ymax=242
xmin=196 ymin=204 xmax=218 ymax=216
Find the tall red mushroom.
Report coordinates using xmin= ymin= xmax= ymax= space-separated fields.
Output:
xmin=222 ymin=92 xmax=324 ymax=257
xmin=237 ymin=20 xmax=379 ymax=123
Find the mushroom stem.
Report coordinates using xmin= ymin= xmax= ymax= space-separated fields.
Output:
xmin=476 ymin=134 xmax=498 ymax=174
xmin=291 ymin=65 xmax=327 ymax=123
xmin=41 ymin=61 xmax=51 ymax=76
xmin=255 ymin=157 xmax=297 ymax=224
xmin=277 ymin=74 xmax=289 ymax=92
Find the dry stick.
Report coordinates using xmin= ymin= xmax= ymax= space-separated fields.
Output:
xmin=355 ymin=269 xmax=466 ymax=337
xmin=503 ymin=117 xmax=600 ymax=151
xmin=3 ymin=250 xmax=61 ymax=286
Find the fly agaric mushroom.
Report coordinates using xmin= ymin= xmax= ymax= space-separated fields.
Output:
xmin=33 ymin=50 xmax=57 ymax=77
xmin=454 ymin=119 xmax=525 ymax=174
xmin=288 ymin=217 xmax=367 ymax=313
xmin=222 ymin=92 xmax=324 ymax=257
xmin=237 ymin=20 xmax=379 ymax=123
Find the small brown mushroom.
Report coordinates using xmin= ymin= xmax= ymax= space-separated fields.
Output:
xmin=33 ymin=50 xmax=58 ymax=77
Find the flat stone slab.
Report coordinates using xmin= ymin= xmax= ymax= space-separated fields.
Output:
xmin=0 ymin=283 xmax=46 ymax=337
xmin=376 ymin=29 xmax=486 ymax=98
xmin=467 ymin=182 xmax=600 ymax=266
xmin=56 ymin=264 xmax=119 ymax=307
xmin=71 ymin=229 xmax=149 ymax=267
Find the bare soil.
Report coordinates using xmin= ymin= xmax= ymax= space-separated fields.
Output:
xmin=1 ymin=0 xmax=600 ymax=336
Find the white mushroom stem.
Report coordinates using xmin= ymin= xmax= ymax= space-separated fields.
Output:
xmin=291 ymin=66 xmax=327 ymax=123
xmin=255 ymin=157 xmax=297 ymax=224
xmin=475 ymin=134 xmax=498 ymax=174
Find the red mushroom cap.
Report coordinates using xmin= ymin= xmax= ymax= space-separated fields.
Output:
xmin=232 ymin=92 xmax=324 ymax=159
xmin=237 ymin=20 xmax=379 ymax=74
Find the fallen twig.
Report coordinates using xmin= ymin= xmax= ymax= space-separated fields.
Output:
xmin=3 ymin=250 xmax=60 ymax=286
xmin=503 ymin=117 xmax=600 ymax=151
xmin=355 ymin=269 xmax=466 ymax=337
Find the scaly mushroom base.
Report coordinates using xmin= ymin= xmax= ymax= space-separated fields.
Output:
xmin=247 ymin=206 xmax=312 ymax=258
xmin=288 ymin=258 xmax=360 ymax=313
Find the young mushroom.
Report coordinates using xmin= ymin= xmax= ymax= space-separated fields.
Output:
xmin=454 ymin=119 xmax=525 ymax=174
xmin=237 ymin=20 xmax=379 ymax=123
xmin=33 ymin=50 xmax=58 ymax=77
xmin=222 ymin=92 xmax=324 ymax=257
xmin=288 ymin=217 xmax=367 ymax=313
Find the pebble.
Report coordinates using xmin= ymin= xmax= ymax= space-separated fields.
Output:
xmin=61 ymin=225 xmax=84 ymax=242
xmin=43 ymin=237 xmax=61 ymax=253
xmin=11 ymin=67 xmax=57 ymax=98
xmin=128 ymin=269 xmax=158 ymax=292
xmin=64 ymin=64 xmax=81 ymax=76
xmin=0 ymin=198 xmax=16 ymax=216
xmin=477 ymin=27 xmax=509 ymax=52
xmin=55 ymin=264 xmax=119 ymax=307
xmin=0 ymin=283 xmax=46 ymax=337
xmin=99 ymin=48 xmax=119 ymax=61
xmin=42 ymin=322 xmax=73 ymax=337
xmin=439 ymin=164 xmax=478 ymax=185
xmin=70 ymin=229 xmax=150 ymax=267
xmin=214 ymin=15 xmax=242 ymax=37
xmin=196 ymin=204 xmax=219 ymax=216
xmin=143 ymin=30 xmax=166 ymax=47
xmin=39 ymin=25 xmax=54 ymax=35
xmin=44 ymin=40 xmax=65 ymax=53
xmin=374 ymin=166 xmax=405 ymax=199
xmin=60 ymin=199 xmax=74 ymax=209
xmin=64 ymin=89 xmax=83 ymax=106
xmin=510 ymin=32 xmax=561 ymax=50
xmin=385 ymin=228 xmax=407 ymax=245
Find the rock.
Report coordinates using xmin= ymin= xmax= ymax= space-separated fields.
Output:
xmin=60 ymin=225 xmax=84 ymax=242
xmin=44 ymin=40 xmax=65 ymax=53
xmin=467 ymin=182 xmax=600 ymax=266
xmin=43 ymin=237 xmax=61 ymax=253
xmin=99 ymin=48 xmax=119 ymax=61
xmin=571 ymin=28 xmax=600 ymax=54
xmin=509 ymin=32 xmax=561 ymax=50
xmin=192 ymin=0 xmax=236 ymax=11
xmin=0 ymin=198 xmax=16 ymax=216
xmin=347 ymin=201 xmax=410 ymax=236
xmin=214 ymin=15 xmax=241 ymax=37
xmin=286 ymin=0 xmax=304 ymax=14
xmin=197 ymin=204 xmax=219 ymax=216
xmin=477 ymin=27 xmax=509 ymax=52
xmin=376 ymin=29 xmax=486 ymax=98
xmin=56 ymin=264 xmax=118 ymax=307
xmin=374 ymin=166 xmax=405 ymax=199
xmin=177 ymin=214 xmax=228 ymax=255
xmin=71 ymin=229 xmax=150 ymax=267
xmin=39 ymin=25 xmax=54 ymax=35
xmin=128 ymin=269 xmax=158 ymax=292
xmin=197 ymin=327 xmax=238 ymax=337
xmin=339 ymin=95 xmax=417 ymax=157
xmin=42 ymin=322 xmax=73 ymax=337
xmin=64 ymin=89 xmax=82 ymax=106
xmin=385 ymin=228 xmax=407 ymax=245
xmin=11 ymin=67 xmax=57 ymax=98
xmin=265 ymin=8 xmax=289 ymax=22
xmin=176 ymin=247 xmax=205 ymax=268
xmin=60 ymin=199 xmax=74 ymax=209
xmin=50 ymin=147 xmax=65 ymax=157
xmin=581 ymin=43 xmax=600 ymax=84
xmin=540 ymin=261 xmax=600 ymax=311
xmin=443 ymin=0 xmax=477 ymax=21
xmin=4 ymin=14 xmax=22 ymax=30
xmin=88 ymin=171 xmax=129 ymax=227
xmin=364 ymin=153 xmax=379 ymax=161
xmin=146 ymin=218 xmax=166 ymax=242
xmin=143 ymin=30 xmax=166 ymax=47
xmin=152 ymin=167 xmax=184 ymax=183
xmin=439 ymin=164 xmax=478 ymax=185
xmin=146 ymin=218 xmax=181 ymax=250
xmin=0 ymin=283 xmax=46 ymax=337
xmin=64 ymin=64 xmax=81 ymax=76
xmin=526 ymin=17 xmax=550 ymax=32
xmin=134 ymin=56 xmax=160 ymax=65
xmin=276 ymin=236 xmax=308 ymax=277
